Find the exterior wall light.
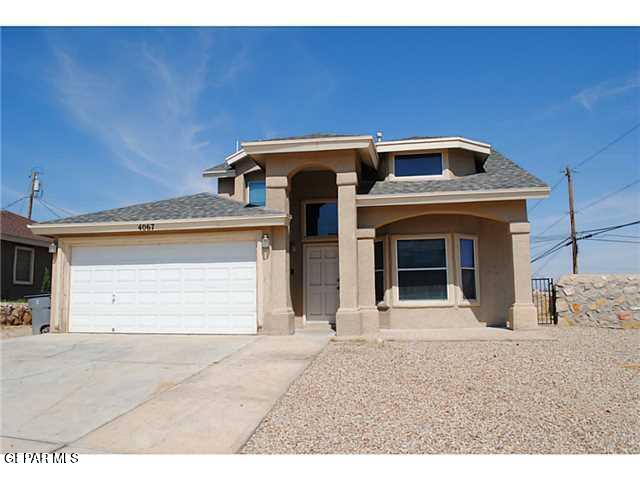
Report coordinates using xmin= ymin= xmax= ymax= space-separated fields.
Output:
xmin=261 ymin=234 xmax=271 ymax=250
xmin=48 ymin=241 xmax=58 ymax=254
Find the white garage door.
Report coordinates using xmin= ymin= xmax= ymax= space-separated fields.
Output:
xmin=69 ymin=241 xmax=257 ymax=334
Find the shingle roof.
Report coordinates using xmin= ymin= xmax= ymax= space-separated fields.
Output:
xmin=202 ymin=161 xmax=232 ymax=173
xmin=42 ymin=193 xmax=284 ymax=225
xmin=0 ymin=210 xmax=52 ymax=242
xmin=366 ymin=150 xmax=547 ymax=195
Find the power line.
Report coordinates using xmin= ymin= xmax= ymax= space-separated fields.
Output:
xmin=584 ymin=238 xmax=640 ymax=245
xmin=529 ymin=176 xmax=564 ymax=213
xmin=536 ymin=215 xmax=567 ymax=237
xmin=533 ymin=246 xmax=567 ymax=276
xmin=531 ymin=219 xmax=640 ymax=264
xmin=1 ymin=195 xmax=29 ymax=210
xmin=574 ymin=122 xmax=640 ymax=170
xmin=37 ymin=197 xmax=76 ymax=217
xmin=574 ymin=179 xmax=640 ymax=214
xmin=35 ymin=198 xmax=61 ymax=219
xmin=534 ymin=178 xmax=640 ymax=239
xmin=529 ymin=121 xmax=640 ymax=216
xmin=579 ymin=219 xmax=640 ymax=235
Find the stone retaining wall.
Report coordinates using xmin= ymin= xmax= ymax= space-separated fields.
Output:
xmin=0 ymin=303 xmax=32 ymax=326
xmin=556 ymin=274 xmax=640 ymax=328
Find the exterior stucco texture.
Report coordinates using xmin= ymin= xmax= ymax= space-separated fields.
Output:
xmin=43 ymin=193 xmax=284 ymax=224
xmin=367 ymin=150 xmax=547 ymax=195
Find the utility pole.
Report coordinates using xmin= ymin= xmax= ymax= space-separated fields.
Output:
xmin=27 ymin=171 xmax=40 ymax=220
xmin=565 ymin=166 xmax=578 ymax=274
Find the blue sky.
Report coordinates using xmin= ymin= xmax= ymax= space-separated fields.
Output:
xmin=2 ymin=27 xmax=639 ymax=276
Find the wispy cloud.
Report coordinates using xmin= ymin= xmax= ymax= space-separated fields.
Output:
xmin=573 ymin=71 xmax=640 ymax=110
xmin=50 ymin=31 xmax=249 ymax=200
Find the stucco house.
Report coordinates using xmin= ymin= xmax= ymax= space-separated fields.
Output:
xmin=30 ymin=134 xmax=549 ymax=336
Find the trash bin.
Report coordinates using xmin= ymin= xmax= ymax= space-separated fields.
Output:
xmin=26 ymin=294 xmax=51 ymax=335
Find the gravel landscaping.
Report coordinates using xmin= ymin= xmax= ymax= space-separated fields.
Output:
xmin=242 ymin=328 xmax=639 ymax=454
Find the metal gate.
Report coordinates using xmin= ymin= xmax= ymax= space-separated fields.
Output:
xmin=531 ymin=278 xmax=557 ymax=325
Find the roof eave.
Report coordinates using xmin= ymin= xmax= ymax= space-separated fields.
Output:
xmin=28 ymin=214 xmax=290 ymax=237
xmin=202 ymin=169 xmax=236 ymax=178
xmin=0 ymin=233 xmax=51 ymax=248
xmin=356 ymin=187 xmax=550 ymax=207
xmin=375 ymin=137 xmax=492 ymax=155
xmin=234 ymin=135 xmax=379 ymax=169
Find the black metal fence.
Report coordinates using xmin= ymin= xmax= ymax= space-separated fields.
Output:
xmin=531 ymin=277 xmax=557 ymax=325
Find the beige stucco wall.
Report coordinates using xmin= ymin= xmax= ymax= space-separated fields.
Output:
xmin=448 ymin=148 xmax=478 ymax=176
xmin=375 ymin=214 xmax=514 ymax=328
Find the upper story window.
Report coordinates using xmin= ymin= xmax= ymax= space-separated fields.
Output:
xmin=305 ymin=202 xmax=338 ymax=237
xmin=394 ymin=153 xmax=443 ymax=177
xmin=248 ymin=181 xmax=266 ymax=206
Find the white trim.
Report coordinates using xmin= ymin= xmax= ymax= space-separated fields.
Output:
xmin=376 ymin=136 xmax=491 ymax=155
xmin=235 ymin=136 xmax=379 ymax=169
xmin=301 ymin=198 xmax=338 ymax=241
xmin=13 ymin=246 xmax=35 ymax=285
xmin=356 ymin=186 xmax=550 ymax=207
xmin=224 ymin=149 xmax=248 ymax=164
xmin=28 ymin=214 xmax=289 ymax=236
xmin=454 ymin=234 xmax=481 ymax=307
xmin=202 ymin=169 xmax=236 ymax=179
xmin=391 ymin=234 xmax=454 ymax=307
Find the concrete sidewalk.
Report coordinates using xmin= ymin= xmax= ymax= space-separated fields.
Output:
xmin=63 ymin=331 xmax=329 ymax=454
xmin=335 ymin=327 xmax=557 ymax=343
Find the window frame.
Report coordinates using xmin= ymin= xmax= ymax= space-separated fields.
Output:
xmin=13 ymin=245 xmax=35 ymax=285
xmin=374 ymin=239 xmax=385 ymax=304
xmin=247 ymin=180 xmax=266 ymax=206
xmin=391 ymin=234 xmax=454 ymax=307
xmin=301 ymin=199 xmax=339 ymax=241
xmin=455 ymin=234 xmax=480 ymax=306
xmin=388 ymin=150 xmax=449 ymax=181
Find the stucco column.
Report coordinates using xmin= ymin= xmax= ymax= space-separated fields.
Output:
xmin=507 ymin=222 xmax=538 ymax=330
xmin=357 ymin=228 xmax=380 ymax=334
xmin=336 ymin=171 xmax=361 ymax=336
xmin=263 ymin=176 xmax=294 ymax=334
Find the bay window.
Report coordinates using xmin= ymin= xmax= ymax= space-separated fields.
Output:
xmin=458 ymin=236 xmax=479 ymax=303
xmin=374 ymin=240 xmax=385 ymax=303
xmin=395 ymin=237 xmax=449 ymax=301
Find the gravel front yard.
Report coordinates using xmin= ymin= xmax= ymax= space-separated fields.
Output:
xmin=242 ymin=328 xmax=639 ymax=454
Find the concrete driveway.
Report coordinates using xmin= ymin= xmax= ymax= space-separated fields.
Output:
xmin=1 ymin=331 xmax=329 ymax=454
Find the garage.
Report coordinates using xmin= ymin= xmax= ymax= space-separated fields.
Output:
xmin=68 ymin=241 xmax=257 ymax=334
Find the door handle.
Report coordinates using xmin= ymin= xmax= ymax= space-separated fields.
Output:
xmin=112 ymin=293 xmax=116 ymax=304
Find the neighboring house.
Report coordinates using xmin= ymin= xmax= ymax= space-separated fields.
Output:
xmin=1 ymin=210 xmax=53 ymax=300
xmin=31 ymin=134 xmax=549 ymax=336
